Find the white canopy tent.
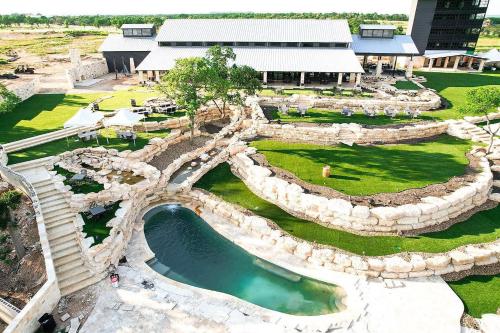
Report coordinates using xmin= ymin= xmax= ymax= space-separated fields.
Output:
xmin=64 ymin=108 xmax=104 ymax=128
xmin=103 ymin=109 xmax=145 ymax=145
xmin=479 ymin=49 xmax=500 ymax=67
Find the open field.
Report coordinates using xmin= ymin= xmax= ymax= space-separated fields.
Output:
xmin=476 ymin=36 xmax=500 ymax=52
xmin=196 ymin=163 xmax=500 ymax=256
xmin=250 ymin=136 xmax=472 ymax=196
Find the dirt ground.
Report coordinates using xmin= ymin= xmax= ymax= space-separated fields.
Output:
xmin=0 ymin=181 xmax=46 ymax=315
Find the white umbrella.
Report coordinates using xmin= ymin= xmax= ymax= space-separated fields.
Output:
xmin=64 ymin=108 xmax=105 ymax=145
xmin=103 ymin=109 xmax=145 ymax=146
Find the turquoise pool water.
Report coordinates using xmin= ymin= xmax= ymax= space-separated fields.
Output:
xmin=143 ymin=204 xmax=344 ymax=316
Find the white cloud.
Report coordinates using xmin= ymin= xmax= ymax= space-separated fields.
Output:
xmin=1 ymin=0 xmax=498 ymax=16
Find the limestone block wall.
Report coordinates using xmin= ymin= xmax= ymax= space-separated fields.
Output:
xmin=259 ymin=89 xmax=441 ymax=111
xmin=253 ymin=121 xmax=449 ymax=145
xmin=191 ymin=189 xmax=500 ymax=279
xmin=66 ymin=58 xmax=108 ymax=84
xmin=7 ymin=77 xmax=40 ymax=101
xmin=230 ymin=149 xmax=492 ymax=233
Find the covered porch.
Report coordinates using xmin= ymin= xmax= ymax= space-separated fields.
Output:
xmin=422 ymin=51 xmax=487 ymax=72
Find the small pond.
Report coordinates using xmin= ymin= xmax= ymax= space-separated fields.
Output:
xmin=144 ymin=204 xmax=345 ymax=316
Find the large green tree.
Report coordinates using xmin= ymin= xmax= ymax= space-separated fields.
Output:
xmin=156 ymin=57 xmax=208 ymax=138
xmin=204 ymin=45 xmax=261 ymax=117
xmin=459 ymin=86 xmax=500 ymax=154
xmin=0 ymin=83 xmax=21 ymax=114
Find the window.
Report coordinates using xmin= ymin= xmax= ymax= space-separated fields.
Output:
xmin=285 ymin=42 xmax=299 ymax=47
xmin=123 ymin=29 xmax=132 ymax=36
xmin=468 ymin=41 xmax=477 ymax=48
xmin=132 ymin=29 xmax=141 ymax=36
xmin=302 ymin=42 xmax=314 ymax=47
xmin=191 ymin=42 xmax=203 ymax=47
xmin=141 ymin=29 xmax=151 ymax=36
xmin=361 ymin=29 xmax=373 ymax=37
xmin=334 ymin=43 xmax=348 ymax=48
xmin=475 ymin=13 xmax=485 ymax=20
xmin=175 ymin=42 xmax=187 ymax=46
xmin=254 ymin=42 xmax=266 ymax=47
xmin=206 ymin=42 xmax=217 ymax=46
xmin=222 ymin=42 xmax=234 ymax=46
xmin=383 ymin=30 xmax=394 ymax=38
xmin=372 ymin=29 xmax=383 ymax=38
xmin=269 ymin=42 xmax=281 ymax=47
xmin=318 ymin=43 xmax=331 ymax=48
xmin=236 ymin=42 xmax=249 ymax=46
xmin=159 ymin=42 xmax=172 ymax=46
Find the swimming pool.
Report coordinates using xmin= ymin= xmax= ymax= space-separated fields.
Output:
xmin=143 ymin=204 xmax=345 ymax=316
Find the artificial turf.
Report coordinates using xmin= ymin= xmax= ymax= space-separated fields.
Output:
xmin=82 ymin=201 xmax=121 ymax=245
xmin=195 ymin=163 xmax=500 ymax=256
xmin=250 ymin=135 xmax=472 ymax=196
xmin=53 ymin=166 xmax=104 ymax=194
xmin=7 ymin=128 xmax=170 ymax=164
xmin=0 ymin=90 xmax=168 ymax=144
xmin=448 ymin=275 xmax=500 ymax=318
xmin=393 ymin=80 xmax=421 ymax=90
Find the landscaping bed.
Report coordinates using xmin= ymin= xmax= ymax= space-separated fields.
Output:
xmin=54 ymin=165 xmax=104 ymax=194
xmin=82 ymin=201 xmax=121 ymax=245
xmin=249 ymin=135 xmax=473 ymax=196
xmin=195 ymin=163 xmax=500 ymax=256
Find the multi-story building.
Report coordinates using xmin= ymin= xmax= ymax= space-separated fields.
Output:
xmin=409 ymin=0 xmax=490 ymax=54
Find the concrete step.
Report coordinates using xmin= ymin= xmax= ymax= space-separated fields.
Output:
xmin=58 ymin=265 xmax=90 ymax=284
xmin=50 ymin=234 xmax=77 ymax=248
xmin=8 ymin=157 xmax=54 ymax=172
xmin=60 ymin=273 xmax=105 ymax=297
xmin=53 ymin=252 xmax=82 ymax=267
xmin=42 ymin=202 xmax=70 ymax=215
xmin=45 ymin=216 xmax=75 ymax=229
xmin=46 ymin=223 xmax=76 ymax=238
xmin=34 ymin=183 xmax=57 ymax=195
xmin=43 ymin=208 xmax=73 ymax=220
xmin=37 ymin=190 xmax=61 ymax=201
xmin=51 ymin=239 xmax=79 ymax=254
xmin=52 ymin=246 xmax=80 ymax=261
xmin=56 ymin=259 xmax=86 ymax=275
xmin=39 ymin=194 xmax=65 ymax=204
xmin=31 ymin=179 xmax=54 ymax=187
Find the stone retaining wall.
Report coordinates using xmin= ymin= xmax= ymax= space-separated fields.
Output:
xmin=7 ymin=77 xmax=40 ymax=101
xmin=230 ymin=148 xmax=492 ymax=233
xmin=259 ymin=89 xmax=441 ymax=111
xmin=66 ymin=57 xmax=108 ymax=87
xmin=191 ymin=189 xmax=500 ymax=279
xmin=252 ymin=121 xmax=449 ymax=145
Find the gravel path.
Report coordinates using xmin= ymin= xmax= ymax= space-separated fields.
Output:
xmin=148 ymin=136 xmax=211 ymax=171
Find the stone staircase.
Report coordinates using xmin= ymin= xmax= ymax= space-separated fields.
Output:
xmin=0 ymin=298 xmax=20 ymax=325
xmin=2 ymin=126 xmax=95 ymax=154
xmin=19 ymin=165 xmax=104 ymax=296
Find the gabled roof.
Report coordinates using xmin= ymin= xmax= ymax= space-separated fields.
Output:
xmin=423 ymin=50 xmax=487 ymax=59
xmin=478 ymin=49 xmax=500 ymax=63
xmin=121 ymin=24 xmax=155 ymax=29
xmin=99 ymin=35 xmax=157 ymax=52
xmin=136 ymin=47 xmax=364 ymax=73
xmin=156 ymin=19 xmax=353 ymax=43
xmin=351 ymin=35 xmax=419 ymax=56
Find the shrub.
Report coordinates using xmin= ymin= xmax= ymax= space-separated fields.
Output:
xmin=65 ymin=30 xmax=108 ymax=37
xmin=0 ymin=58 xmax=8 ymax=65
xmin=0 ymin=190 xmax=22 ymax=229
xmin=0 ymin=83 xmax=21 ymax=114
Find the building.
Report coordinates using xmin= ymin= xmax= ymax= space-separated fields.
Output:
xmin=100 ymin=19 xmax=419 ymax=86
xmin=409 ymin=0 xmax=490 ymax=55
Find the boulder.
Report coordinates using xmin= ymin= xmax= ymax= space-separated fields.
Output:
xmin=384 ymin=256 xmax=412 ymax=273
xmin=449 ymin=250 xmax=474 ymax=265
xmin=425 ymin=255 xmax=451 ymax=270
xmin=367 ymin=258 xmax=385 ymax=272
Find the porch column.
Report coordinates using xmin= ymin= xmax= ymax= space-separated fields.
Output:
xmin=478 ymin=59 xmax=485 ymax=72
xmin=356 ymin=73 xmax=362 ymax=85
xmin=435 ymin=58 xmax=443 ymax=67
xmin=362 ymin=56 xmax=368 ymax=68
xmin=300 ymin=72 xmax=305 ymax=86
xmin=263 ymin=71 xmax=268 ymax=85
xmin=406 ymin=57 xmax=414 ymax=78
xmin=428 ymin=58 xmax=434 ymax=70
xmin=138 ymin=70 xmax=144 ymax=82
xmin=147 ymin=70 xmax=153 ymax=80
xmin=337 ymin=73 xmax=343 ymax=86
xmin=467 ymin=57 xmax=474 ymax=69
xmin=349 ymin=73 xmax=356 ymax=84
xmin=443 ymin=57 xmax=449 ymax=68
xmin=129 ymin=57 xmax=136 ymax=74
xmin=391 ymin=56 xmax=397 ymax=70
xmin=376 ymin=57 xmax=383 ymax=77
xmin=453 ymin=56 xmax=460 ymax=71
xmin=155 ymin=70 xmax=160 ymax=82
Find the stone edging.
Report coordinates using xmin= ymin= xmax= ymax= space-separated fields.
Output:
xmin=191 ymin=189 xmax=500 ymax=279
xmin=229 ymin=148 xmax=492 ymax=233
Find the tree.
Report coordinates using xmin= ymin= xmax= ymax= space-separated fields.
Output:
xmin=458 ymin=86 xmax=500 ymax=154
xmin=156 ymin=57 xmax=208 ymax=139
xmin=0 ymin=83 xmax=21 ymax=114
xmin=0 ymin=190 xmax=25 ymax=259
xmin=204 ymin=45 xmax=262 ymax=117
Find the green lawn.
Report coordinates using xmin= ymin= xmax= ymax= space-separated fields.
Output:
xmin=53 ymin=166 xmax=104 ymax=194
xmin=196 ymin=163 xmax=500 ymax=256
xmin=0 ymin=91 xmax=162 ymax=144
xmin=7 ymin=128 xmax=170 ymax=164
xmin=449 ymin=275 xmax=500 ymax=317
xmin=82 ymin=201 xmax=121 ymax=245
xmin=271 ymin=107 xmax=433 ymax=125
xmin=250 ymin=136 xmax=472 ymax=196
xmin=416 ymin=71 xmax=500 ymax=120
xmin=393 ymin=80 xmax=421 ymax=90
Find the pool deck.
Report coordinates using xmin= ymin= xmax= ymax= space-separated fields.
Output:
xmin=80 ymin=201 xmax=464 ymax=333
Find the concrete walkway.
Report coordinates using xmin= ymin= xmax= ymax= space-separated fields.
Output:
xmin=80 ymin=202 xmax=464 ymax=333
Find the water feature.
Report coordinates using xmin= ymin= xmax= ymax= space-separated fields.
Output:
xmin=144 ymin=204 xmax=345 ymax=316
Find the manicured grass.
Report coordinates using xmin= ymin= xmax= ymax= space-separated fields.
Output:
xmin=415 ymin=71 xmax=500 ymax=120
xmin=0 ymin=91 xmax=161 ymax=144
xmin=144 ymin=111 xmax=185 ymax=122
xmin=250 ymin=136 xmax=472 ymax=196
xmin=448 ymin=275 xmax=500 ymax=317
xmin=7 ymin=129 xmax=170 ymax=164
xmin=53 ymin=166 xmax=104 ymax=194
xmin=393 ymin=80 xmax=421 ymax=90
xmin=196 ymin=163 xmax=500 ymax=256
xmin=271 ymin=107 xmax=433 ymax=125
xmin=82 ymin=201 xmax=121 ymax=245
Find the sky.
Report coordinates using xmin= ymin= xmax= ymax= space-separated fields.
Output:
xmin=0 ymin=0 xmax=499 ymax=16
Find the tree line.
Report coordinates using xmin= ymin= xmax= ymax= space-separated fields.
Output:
xmin=0 ymin=12 xmax=408 ymax=33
